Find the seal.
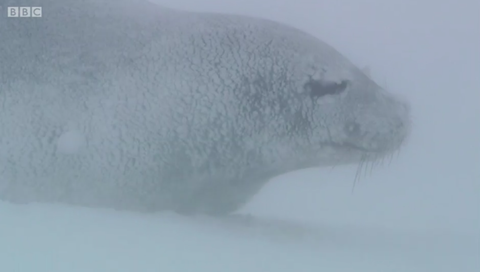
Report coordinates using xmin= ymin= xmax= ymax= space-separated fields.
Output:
xmin=0 ymin=0 xmax=410 ymax=215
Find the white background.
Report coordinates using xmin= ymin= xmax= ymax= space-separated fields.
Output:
xmin=1 ymin=0 xmax=479 ymax=271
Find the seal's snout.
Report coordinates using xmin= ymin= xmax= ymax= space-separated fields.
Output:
xmin=390 ymin=94 xmax=412 ymax=137
xmin=342 ymin=91 xmax=411 ymax=154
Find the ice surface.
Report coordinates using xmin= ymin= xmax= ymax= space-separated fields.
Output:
xmin=0 ymin=202 xmax=478 ymax=272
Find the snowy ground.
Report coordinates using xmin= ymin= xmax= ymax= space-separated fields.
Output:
xmin=1 ymin=0 xmax=479 ymax=271
xmin=0 ymin=201 xmax=478 ymax=272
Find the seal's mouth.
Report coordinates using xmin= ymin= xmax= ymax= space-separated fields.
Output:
xmin=343 ymin=141 xmax=405 ymax=155
xmin=331 ymin=141 xmax=379 ymax=153
xmin=315 ymin=138 xmax=405 ymax=180
xmin=322 ymin=139 xmax=404 ymax=157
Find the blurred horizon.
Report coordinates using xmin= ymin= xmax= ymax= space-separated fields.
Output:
xmin=1 ymin=0 xmax=479 ymax=271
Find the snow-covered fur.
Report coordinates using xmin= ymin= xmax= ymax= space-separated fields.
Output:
xmin=0 ymin=0 xmax=410 ymax=215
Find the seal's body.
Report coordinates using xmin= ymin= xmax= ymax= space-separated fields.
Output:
xmin=0 ymin=0 xmax=410 ymax=215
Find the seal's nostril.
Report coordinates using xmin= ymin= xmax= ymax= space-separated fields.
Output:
xmin=396 ymin=114 xmax=408 ymax=129
xmin=397 ymin=122 xmax=404 ymax=129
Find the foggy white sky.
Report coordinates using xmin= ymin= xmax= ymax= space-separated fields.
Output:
xmin=1 ymin=1 xmax=479 ymax=271
xmin=151 ymin=0 xmax=480 ymax=234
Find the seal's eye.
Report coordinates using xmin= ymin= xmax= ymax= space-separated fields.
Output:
xmin=305 ymin=80 xmax=349 ymax=98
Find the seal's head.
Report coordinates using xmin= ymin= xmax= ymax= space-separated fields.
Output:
xmin=303 ymin=67 xmax=410 ymax=166
xmin=251 ymin=32 xmax=411 ymax=172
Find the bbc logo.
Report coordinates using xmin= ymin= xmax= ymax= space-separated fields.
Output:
xmin=7 ymin=7 xmax=42 ymax=17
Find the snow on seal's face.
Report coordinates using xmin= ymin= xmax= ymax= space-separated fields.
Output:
xmin=223 ymin=21 xmax=411 ymax=174
xmin=296 ymin=58 xmax=410 ymax=167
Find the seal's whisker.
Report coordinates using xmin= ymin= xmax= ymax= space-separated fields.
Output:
xmin=396 ymin=147 xmax=402 ymax=160
xmin=388 ymin=152 xmax=394 ymax=166
xmin=363 ymin=155 xmax=370 ymax=179
xmin=369 ymin=154 xmax=378 ymax=175
xmin=352 ymin=153 xmax=367 ymax=193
